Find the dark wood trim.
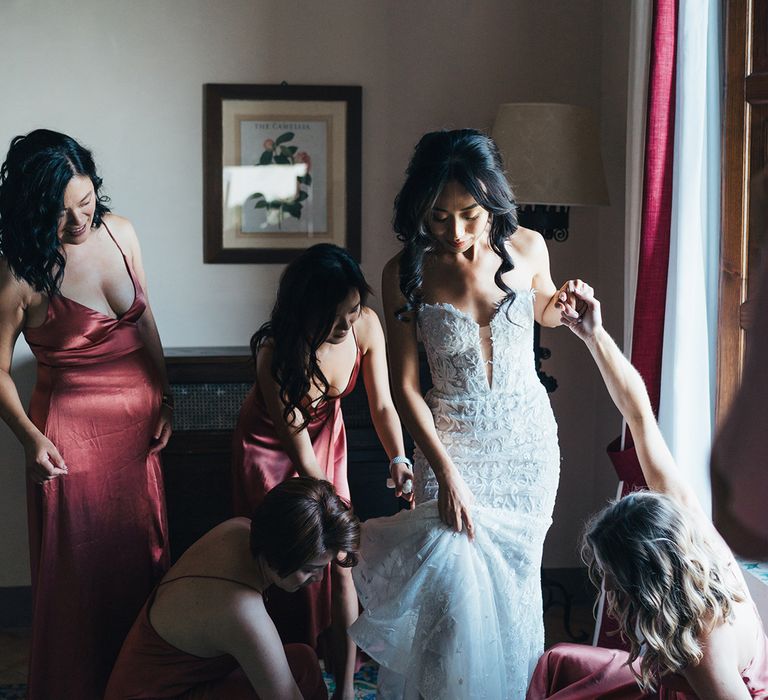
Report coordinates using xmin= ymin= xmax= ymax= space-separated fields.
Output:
xmin=202 ymin=83 xmax=362 ymax=264
xmin=202 ymin=83 xmax=223 ymax=264
xmin=164 ymin=430 xmax=234 ymax=455
xmin=717 ymin=0 xmax=750 ymax=426
xmin=345 ymin=85 xmax=363 ymax=262
xmin=0 ymin=586 xmax=31 ymax=627
xmin=747 ymin=73 xmax=768 ymax=103
xmin=166 ymin=347 xmax=253 ymax=384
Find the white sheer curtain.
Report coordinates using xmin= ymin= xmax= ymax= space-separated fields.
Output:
xmin=657 ymin=0 xmax=722 ymax=516
xmin=623 ymin=0 xmax=652 ymax=358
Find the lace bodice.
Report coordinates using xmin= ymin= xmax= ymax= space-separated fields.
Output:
xmin=414 ymin=290 xmax=560 ymax=513
xmin=351 ymin=289 xmax=562 ymax=699
xmin=418 ymin=290 xmax=542 ymax=398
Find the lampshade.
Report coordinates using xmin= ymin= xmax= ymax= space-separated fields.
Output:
xmin=491 ymin=103 xmax=609 ymax=207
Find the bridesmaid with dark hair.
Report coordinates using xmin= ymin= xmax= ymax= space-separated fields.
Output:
xmin=0 ymin=129 xmax=171 ymax=699
xmin=107 ymin=477 xmax=359 ymax=700
xmin=232 ymin=243 xmax=411 ymax=699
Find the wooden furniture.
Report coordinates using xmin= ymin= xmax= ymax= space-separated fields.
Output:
xmin=162 ymin=347 xmax=401 ymax=561
xmin=719 ymin=0 xmax=768 ymax=422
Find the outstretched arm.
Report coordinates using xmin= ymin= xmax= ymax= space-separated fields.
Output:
xmin=560 ymin=286 xmax=703 ymax=518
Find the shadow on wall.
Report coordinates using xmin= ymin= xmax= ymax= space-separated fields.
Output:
xmin=1 ymin=353 xmax=37 ymax=586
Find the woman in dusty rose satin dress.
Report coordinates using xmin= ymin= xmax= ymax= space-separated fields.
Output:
xmin=106 ymin=478 xmax=356 ymax=700
xmin=526 ymin=287 xmax=768 ymax=700
xmin=232 ymin=244 xmax=411 ymax=699
xmin=0 ymin=130 xmax=172 ymax=699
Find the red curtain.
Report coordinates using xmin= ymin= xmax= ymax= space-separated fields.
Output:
xmin=597 ymin=0 xmax=678 ymax=648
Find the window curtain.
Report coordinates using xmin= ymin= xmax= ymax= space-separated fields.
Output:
xmin=595 ymin=0 xmax=723 ymax=647
xmin=597 ymin=0 xmax=678 ymax=648
xmin=657 ymin=0 xmax=721 ymax=517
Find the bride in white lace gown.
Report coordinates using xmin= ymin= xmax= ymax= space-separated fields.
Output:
xmin=348 ymin=130 xmax=579 ymax=699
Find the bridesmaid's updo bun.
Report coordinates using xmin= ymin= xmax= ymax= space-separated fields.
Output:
xmin=249 ymin=477 xmax=360 ymax=576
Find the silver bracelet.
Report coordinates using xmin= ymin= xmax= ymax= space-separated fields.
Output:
xmin=389 ymin=455 xmax=413 ymax=469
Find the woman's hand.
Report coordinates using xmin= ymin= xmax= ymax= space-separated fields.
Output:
xmin=557 ymin=283 xmax=600 ymax=341
xmin=554 ymin=279 xmax=593 ymax=322
xmin=24 ymin=433 xmax=68 ymax=484
xmin=149 ymin=404 xmax=173 ymax=454
xmin=437 ymin=471 xmax=475 ymax=540
xmin=390 ymin=460 xmax=415 ymax=508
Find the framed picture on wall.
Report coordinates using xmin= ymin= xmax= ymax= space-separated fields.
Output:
xmin=203 ymin=83 xmax=362 ymax=263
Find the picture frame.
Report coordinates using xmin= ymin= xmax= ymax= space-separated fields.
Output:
xmin=203 ymin=83 xmax=362 ymax=263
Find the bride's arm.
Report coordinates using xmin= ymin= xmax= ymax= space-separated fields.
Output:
xmin=382 ymin=256 xmax=474 ymax=537
xmin=515 ymin=227 xmax=564 ymax=328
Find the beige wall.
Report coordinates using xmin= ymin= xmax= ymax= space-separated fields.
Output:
xmin=0 ymin=0 xmax=629 ymax=586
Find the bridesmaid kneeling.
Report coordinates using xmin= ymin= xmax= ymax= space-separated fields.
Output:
xmin=106 ymin=477 xmax=358 ymax=700
xmin=527 ymin=288 xmax=768 ymax=699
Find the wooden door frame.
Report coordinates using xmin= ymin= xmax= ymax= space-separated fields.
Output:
xmin=717 ymin=0 xmax=751 ymax=425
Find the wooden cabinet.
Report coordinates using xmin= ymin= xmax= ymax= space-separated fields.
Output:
xmin=162 ymin=347 xmax=403 ymax=561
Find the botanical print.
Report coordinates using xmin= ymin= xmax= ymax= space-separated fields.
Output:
xmin=239 ymin=119 xmax=328 ymax=234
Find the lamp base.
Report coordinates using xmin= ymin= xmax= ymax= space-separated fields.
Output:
xmin=517 ymin=204 xmax=570 ymax=242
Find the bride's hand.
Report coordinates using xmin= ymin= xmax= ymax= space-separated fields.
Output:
xmin=437 ymin=471 xmax=475 ymax=540
xmin=558 ymin=284 xmax=600 ymax=341
xmin=389 ymin=460 xmax=415 ymax=509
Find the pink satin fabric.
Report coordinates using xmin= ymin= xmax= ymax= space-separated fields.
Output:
xmin=527 ymin=638 xmax=768 ymax=699
xmin=231 ymin=347 xmax=360 ymax=651
xmin=105 ymin=586 xmax=327 ymax=700
xmin=22 ymin=229 xmax=169 ymax=699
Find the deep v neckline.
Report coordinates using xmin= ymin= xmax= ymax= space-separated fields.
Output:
xmin=422 ymin=300 xmax=505 ymax=329
xmin=420 ymin=288 xmax=534 ymax=328
xmin=56 ymin=225 xmax=138 ymax=322
xmin=419 ymin=290 xmax=535 ymax=393
xmin=311 ymin=326 xmax=361 ymax=405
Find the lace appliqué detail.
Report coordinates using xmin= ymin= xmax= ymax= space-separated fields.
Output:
xmin=349 ymin=290 xmax=561 ymax=699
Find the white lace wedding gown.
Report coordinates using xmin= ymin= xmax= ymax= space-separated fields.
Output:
xmin=349 ymin=290 xmax=560 ymax=699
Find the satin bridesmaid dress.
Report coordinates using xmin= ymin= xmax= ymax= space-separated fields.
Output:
xmin=105 ymin=577 xmax=328 ymax=700
xmin=22 ymin=227 xmax=170 ymax=699
xmin=231 ymin=339 xmax=361 ymax=651
xmin=526 ymin=635 xmax=768 ymax=699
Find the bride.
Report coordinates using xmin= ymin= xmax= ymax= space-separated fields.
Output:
xmin=349 ymin=129 xmax=581 ymax=698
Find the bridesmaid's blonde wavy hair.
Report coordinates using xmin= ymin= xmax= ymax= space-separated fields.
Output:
xmin=582 ymin=491 xmax=744 ymax=691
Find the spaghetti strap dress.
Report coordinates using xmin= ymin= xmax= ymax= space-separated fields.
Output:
xmin=231 ymin=335 xmax=361 ymax=650
xmin=105 ymin=575 xmax=328 ymax=700
xmin=526 ymin=631 xmax=768 ymax=699
xmin=22 ymin=225 xmax=170 ymax=700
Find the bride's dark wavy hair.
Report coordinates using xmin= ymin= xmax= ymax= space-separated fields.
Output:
xmin=251 ymin=244 xmax=372 ymax=431
xmin=0 ymin=129 xmax=111 ymax=295
xmin=393 ymin=129 xmax=518 ymax=319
